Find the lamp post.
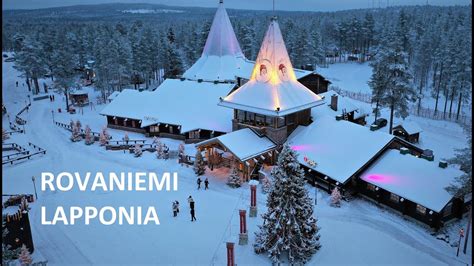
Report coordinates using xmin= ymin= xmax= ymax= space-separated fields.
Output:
xmin=32 ymin=176 xmax=38 ymax=200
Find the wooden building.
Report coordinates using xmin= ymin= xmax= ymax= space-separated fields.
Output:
xmin=69 ymin=90 xmax=89 ymax=106
xmin=393 ymin=122 xmax=422 ymax=143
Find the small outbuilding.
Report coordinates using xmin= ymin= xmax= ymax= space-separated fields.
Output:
xmin=393 ymin=121 xmax=422 ymax=143
xmin=69 ymin=90 xmax=89 ymax=106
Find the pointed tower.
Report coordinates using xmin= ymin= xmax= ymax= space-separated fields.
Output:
xmin=219 ymin=17 xmax=323 ymax=144
xmin=183 ymin=0 xmax=248 ymax=82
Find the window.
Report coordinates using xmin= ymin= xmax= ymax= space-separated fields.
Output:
xmin=131 ymin=120 xmax=136 ymax=128
xmin=416 ymin=204 xmax=426 ymax=215
xmin=113 ymin=118 xmax=118 ymax=125
xmin=189 ymin=130 xmax=200 ymax=139
xmin=246 ymin=112 xmax=255 ymax=123
xmin=237 ymin=110 xmax=245 ymax=122
xmin=287 ymin=113 xmax=296 ymax=124
xmin=277 ymin=117 xmax=286 ymax=128
xmin=390 ymin=193 xmax=400 ymax=203
xmin=265 ymin=116 xmax=273 ymax=126
xmin=150 ymin=125 xmax=159 ymax=133
xmin=255 ymin=114 xmax=265 ymax=125
xmin=367 ymin=183 xmax=376 ymax=191
xmin=123 ymin=119 xmax=127 ymax=127
xmin=169 ymin=126 xmax=173 ymax=134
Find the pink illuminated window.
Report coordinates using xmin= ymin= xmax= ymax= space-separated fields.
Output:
xmin=367 ymin=183 xmax=376 ymax=191
xmin=416 ymin=204 xmax=426 ymax=215
xmin=390 ymin=193 xmax=400 ymax=203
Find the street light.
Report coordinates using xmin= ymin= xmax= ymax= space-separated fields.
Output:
xmin=32 ymin=176 xmax=38 ymax=200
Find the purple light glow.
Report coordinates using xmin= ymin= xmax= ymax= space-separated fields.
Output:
xmin=363 ymin=174 xmax=397 ymax=184
xmin=291 ymin=144 xmax=313 ymax=151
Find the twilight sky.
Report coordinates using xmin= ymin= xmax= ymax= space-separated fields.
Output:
xmin=3 ymin=0 xmax=471 ymax=11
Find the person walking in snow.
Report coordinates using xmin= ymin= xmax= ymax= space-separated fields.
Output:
xmin=190 ymin=208 xmax=196 ymax=222
xmin=52 ymin=95 xmax=55 ymax=101
xmin=188 ymin=196 xmax=195 ymax=210
xmin=16 ymin=81 xmax=18 ymax=87
xmin=197 ymin=177 xmax=202 ymax=189
xmin=175 ymin=201 xmax=180 ymax=214
xmin=204 ymin=178 xmax=209 ymax=190
xmin=172 ymin=201 xmax=178 ymax=217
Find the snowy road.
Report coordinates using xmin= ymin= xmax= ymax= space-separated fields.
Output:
xmin=2 ymin=58 xmax=471 ymax=265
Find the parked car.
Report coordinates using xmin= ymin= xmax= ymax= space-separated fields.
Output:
xmin=372 ymin=118 xmax=387 ymax=129
xmin=5 ymin=57 xmax=15 ymax=62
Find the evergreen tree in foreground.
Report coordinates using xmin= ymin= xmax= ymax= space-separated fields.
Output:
xmin=446 ymin=127 xmax=472 ymax=197
xmin=18 ymin=244 xmax=32 ymax=266
xmin=254 ymin=144 xmax=321 ymax=264
xmin=227 ymin=162 xmax=242 ymax=188
xmin=193 ymin=150 xmax=206 ymax=176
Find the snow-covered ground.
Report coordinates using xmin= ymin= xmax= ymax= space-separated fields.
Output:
xmin=2 ymin=57 xmax=472 ymax=265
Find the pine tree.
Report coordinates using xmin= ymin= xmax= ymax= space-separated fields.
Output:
xmin=18 ymin=244 xmax=32 ymax=266
xmin=254 ymin=144 xmax=321 ymax=264
xmin=84 ymin=125 xmax=94 ymax=145
xmin=134 ymin=144 xmax=143 ymax=157
xmin=227 ymin=163 xmax=242 ymax=188
xmin=53 ymin=31 xmax=77 ymax=111
xmin=99 ymin=126 xmax=109 ymax=146
xmin=193 ymin=150 xmax=206 ymax=176
xmin=70 ymin=120 xmax=82 ymax=142
xmin=446 ymin=127 xmax=472 ymax=197
xmin=330 ymin=187 xmax=342 ymax=207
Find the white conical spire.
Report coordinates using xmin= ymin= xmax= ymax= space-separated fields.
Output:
xmin=219 ymin=18 xmax=323 ymax=116
xmin=183 ymin=1 xmax=247 ymax=82
xmin=201 ymin=0 xmax=243 ymax=57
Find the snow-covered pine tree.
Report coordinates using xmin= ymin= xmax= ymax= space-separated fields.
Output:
xmin=227 ymin=163 xmax=242 ymax=188
xmin=18 ymin=244 xmax=32 ymax=266
xmin=446 ymin=127 xmax=472 ymax=197
xmin=2 ymin=129 xmax=9 ymax=143
xmin=330 ymin=187 xmax=342 ymax=207
xmin=70 ymin=120 xmax=82 ymax=142
xmin=53 ymin=31 xmax=77 ymax=111
xmin=84 ymin=125 xmax=94 ymax=145
xmin=254 ymin=144 xmax=321 ymax=264
xmin=99 ymin=126 xmax=109 ymax=146
xmin=193 ymin=150 xmax=206 ymax=176
xmin=369 ymin=26 xmax=416 ymax=134
xmin=134 ymin=144 xmax=143 ymax=157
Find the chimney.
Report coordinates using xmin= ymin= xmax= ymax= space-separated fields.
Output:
xmin=330 ymin=94 xmax=338 ymax=111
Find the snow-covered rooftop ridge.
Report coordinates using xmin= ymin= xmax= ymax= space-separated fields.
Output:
xmin=394 ymin=121 xmax=423 ymax=134
xmin=219 ymin=18 xmax=323 ymax=116
xmin=100 ymin=79 xmax=235 ymax=133
xmin=196 ymin=128 xmax=276 ymax=162
xmin=287 ymin=115 xmax=394 ymax=184
xmin=182 ymin=1 xmax=245 ymax=82
xmin=360 ymin=149 xmax=462 ymax=212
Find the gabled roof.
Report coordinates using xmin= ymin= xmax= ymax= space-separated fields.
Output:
xmin=183 ymin=1 xmax=246 ymax=82
xmin=312 ymin=90 xmax=368 ymax=119
xmin=219 ymin=17 xmax=323 ymax=117
xmin=100 ymin=79 xmax=235 ymax=133
xmin=393 ymin=121 xmax=423 ymax=135
xmin=196 ymin=128 xmax=276 ymax=162
xmin=360 ymin=149 xmax=462 ymax=212
xmin=287 ymin=115 xmax=394 ymax=184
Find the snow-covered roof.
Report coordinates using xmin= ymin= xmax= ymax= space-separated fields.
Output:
xmin=360 ymin=149 xmax=462 ymax=212
xmin=196 ymin=128 xmax=276 ymax=161
xmin=287 ymin=115 xmax=394 ymax=184
xmin=394 ymin=121 xmax=423 ymax=135
xmin=183 ymin=1 xmax=246 ymax=82
xmin=70 ymin=89 xmax=88 ymax=96
xmin=219 ymin=18 xmax=323 ymax=117
xmin=100 ymin=79 xmax=235 ymax=133
xmin=107 ymin=91 xmax=121 ymax=101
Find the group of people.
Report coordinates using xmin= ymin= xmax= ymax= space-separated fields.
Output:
xmin=172 ymin=196 xmax=197 ymax=222
xmin=196 ymin=177 xmax=209 ymax=190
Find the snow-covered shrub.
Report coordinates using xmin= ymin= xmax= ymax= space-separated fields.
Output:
xmin=70 ymin=120 xmax=82 ymax=142
xmin=156 ymin=142 xmax=163 ymax=159
xmin=84 ymin=125 xmax=94 ymax=145
xmin=99 ymin=126 xmax=109 ymax=146
xmin=330 ymin=187 xmax=342 ymax=207
xmin=134 ymin=144 xmax=143 ymax=157
xmin=193 ymin=150 xmax=206 ymax=176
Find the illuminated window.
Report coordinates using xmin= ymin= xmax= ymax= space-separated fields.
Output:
xmin=131 ymin=120 xmax=136 ymax=128
xmin=150 ymin=125 xmax=159 ymax=133
xmin=390 ymin=193 xmax=400 ymax=202
xmin=416 ymin=204 xmax=426 ymax=215
xmin=367 ymin=183 xmax=376 ymax=191
xmin=189 ymin=130 xmax=200 ymax=139
xmin=277 ymin=117 xmax=285 ymax=127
